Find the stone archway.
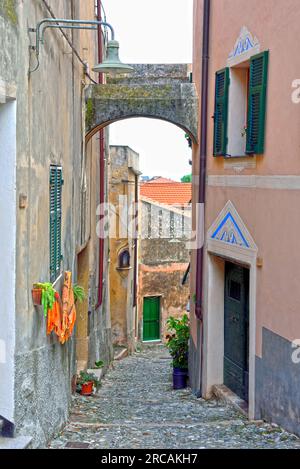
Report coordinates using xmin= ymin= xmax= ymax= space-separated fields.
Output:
xmin=84 ymin=64 xmax=198 ymax=142
xmin=81 ymin=64 xmax=198 ymax=359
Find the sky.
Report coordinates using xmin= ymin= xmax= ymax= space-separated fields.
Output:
xmin=102 ymin=0 xmax=194 ymax=181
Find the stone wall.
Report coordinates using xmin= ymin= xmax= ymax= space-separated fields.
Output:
xmin=85 ymin=64 xmax=198 ymax=143
xmin=138 ymin=263 xmax=190 ymax=342
xmin=255 ymin=328 xmax=300 ymax=436
xmin=138 ymin=200 xmax=191 ymax=342
xmin=109 ymin=146 xmax=139 ymax=351
xmin=0 ymin=0 xmax=111 ymax=447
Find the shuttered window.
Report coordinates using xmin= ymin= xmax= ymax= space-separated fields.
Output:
xmin=50 ymin=166 xmax=63 ymax=283
xmin=246 ymin=51 xmax=269 ymax=154
xmin=213 ymin=68 xmax=230 ymax=156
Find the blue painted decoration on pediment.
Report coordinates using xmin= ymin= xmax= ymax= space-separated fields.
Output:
xmin=211 ymin=212 xmax=250 ymax=248
xmin=228 ymin=27 xmax=260 ymax=61
xmin=231 ymin=36 xmax=253 ymax=57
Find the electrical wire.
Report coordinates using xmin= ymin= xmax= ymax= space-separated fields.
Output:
xmin=41 ymin=0 xmax=98 ymax=84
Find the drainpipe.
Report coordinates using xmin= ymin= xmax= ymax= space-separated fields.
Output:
xmin=194 ymin=0 xmax=210 ymax=394
xmin=96 ymin=0 xmax=105 ymax=308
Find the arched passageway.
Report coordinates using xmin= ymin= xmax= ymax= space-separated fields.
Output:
xmin=85 ymin=64 xmax=199 ymax=144
xmin=77 ymin=64 xmax=198 ymax=360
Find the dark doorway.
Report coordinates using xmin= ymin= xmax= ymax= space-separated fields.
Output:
xmin=143 ymin=297 xmax=160 ymax=341
xmin=224 ymin=262 xmax=249 ymax=401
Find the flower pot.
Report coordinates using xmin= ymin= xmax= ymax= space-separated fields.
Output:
xmin=80 ymin=381 xmax=93 ymax=396
xmin=173 ymin=367 xmax=188 ymax=390
xmin=32 ymin=288 xmax=42 ymax=306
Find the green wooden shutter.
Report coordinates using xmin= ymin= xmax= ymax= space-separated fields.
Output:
xmin=143 ymin=297 xmax=160 ymax=341
xmin=50 ymin=166 xmax=63 ymax=282
xmin=246 ymin=51 xmax=269 ymax=154
xmin=213 ymin=68 xmax=230 ymax=156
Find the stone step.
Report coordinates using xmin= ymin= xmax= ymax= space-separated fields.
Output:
xmin=0 ymin=436 xmax=32 ymax=449
xmin=113 ymin=347 xmax=128 ymax=361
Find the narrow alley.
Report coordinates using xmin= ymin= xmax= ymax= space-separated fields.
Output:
xmin=48 ymin=346 xmax=300 ymax=450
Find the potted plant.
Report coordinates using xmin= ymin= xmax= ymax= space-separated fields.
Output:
xmin=94 ymin=360 xmax=104 ymax=369
xmin=77 ymin=371 xmax=99 ymax=396
xmin=32 ymin=282 xmax=56 ymax=318
xmin=166 ymin=314 xmax=190 ymax=390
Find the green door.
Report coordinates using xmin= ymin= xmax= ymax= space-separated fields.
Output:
xmin=143 ymin=297 xmax=160 ymax=341
xmin=224 ymin=262 xmax=249 ymax=401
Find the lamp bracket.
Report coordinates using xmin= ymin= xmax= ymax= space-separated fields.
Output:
xmin=29 ymin=18 xmax=115 ymax=74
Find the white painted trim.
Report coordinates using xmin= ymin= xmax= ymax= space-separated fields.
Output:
xmin=0 ymin=100 xmax=17 ymax=423
xmin=203 ymin=204 xmax=258 ymax=420
xmin=224 ymin=157 xmax=257 ymax=170
xmin=208 ymin=175 xmax=300 ymax=190
xmin=142 ymin=340 xmax=162 ymax=344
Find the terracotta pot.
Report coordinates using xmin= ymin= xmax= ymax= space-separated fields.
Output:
xmin=80 ymin=381 xmax=93 ymax=396
xmin=32 ymin=288 xmax=42 ymax=306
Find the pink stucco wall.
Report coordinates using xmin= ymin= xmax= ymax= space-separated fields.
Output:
xmin=192 ymin=0 xmax=300 ymax=357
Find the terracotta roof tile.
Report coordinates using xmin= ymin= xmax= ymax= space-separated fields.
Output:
xmin=147 ymin=177 xmax=175 ymax=184
xmin=140 ymin=182 xmax=192 ymax=206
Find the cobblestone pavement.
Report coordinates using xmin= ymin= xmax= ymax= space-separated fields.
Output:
xmin=48 ymin=345 xmax=300 ymax=449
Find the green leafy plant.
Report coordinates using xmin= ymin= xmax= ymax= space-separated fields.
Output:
xmin=165 ymin=314 xmax=190 ymax=369
xmin=184 ymin=133 xmax=192 ymax=149
xmin=94 ymin=360 xmax=104 ymax=369
xmin=181 ymin=174 xmax=192 ymax=183
xmin=77 ymin=371 xmax=100 ymax=387
xmin=73 ymin=284 xmax=86 ymax=303
xmin=33 ymin=282 xmax=56 ymax=318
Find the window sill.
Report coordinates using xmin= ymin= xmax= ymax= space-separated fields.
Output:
xmin=224 ymin=154 xmax=255 ymax=159
xmin=224 ymin=155 xmax=257 ymax=170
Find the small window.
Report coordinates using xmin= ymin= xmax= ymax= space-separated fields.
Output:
xmin=170 ymin=212 xmax=175 ymax=239
xmin=147 ymin=204 xmax=152 ymax=238
xmin=118 ymin=249 xmax=130 ymax=269
xmin=50 ymin=165 xmax=63 ymax=282
xmin=158 ymin=209 xmax=163 ymax=238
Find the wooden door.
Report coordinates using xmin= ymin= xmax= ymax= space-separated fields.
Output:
xmin=143 ymin=297 xmax=160 ymax=341
xmin=224 ymin=262 xmax=249 ymax=401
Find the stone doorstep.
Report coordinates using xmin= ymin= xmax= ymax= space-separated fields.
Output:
xmin=0 ymin=436 xmax=32 ymax=450
xmin=212 ymin=384 xmax=248 ymax=418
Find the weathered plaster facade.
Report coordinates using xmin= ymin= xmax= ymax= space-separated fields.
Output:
xmin=0 ymin=0 xmax=112 ymax=447
xmin=109 ymin=146 xmax=140 ymax=351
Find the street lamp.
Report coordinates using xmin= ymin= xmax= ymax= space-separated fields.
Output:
xmin=93 ymin=40 xmax=134 ymax=74
xmin=29 ymin=18 xmax=134 ymax=75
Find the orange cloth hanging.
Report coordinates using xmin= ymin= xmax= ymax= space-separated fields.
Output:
xmin=60 ymin=271 xmax=77 ymax=344
xmin=47 ymin=294 xmax=62 ymax=337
